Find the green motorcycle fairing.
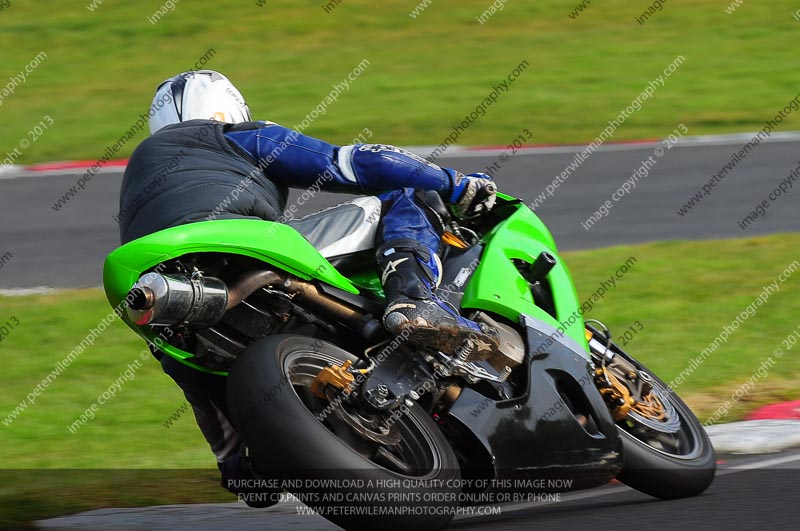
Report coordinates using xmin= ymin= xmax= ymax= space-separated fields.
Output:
xmin=461 ymin=194 xmax=589 ymax=354
xmin=103 ymin=195 xmax=589 ymax=374
xmin=103 ymin=219 xmax=359 ymax=373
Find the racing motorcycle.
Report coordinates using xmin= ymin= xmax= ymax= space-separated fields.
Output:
xmin=103 ymin=192 xmax=715 ymax=531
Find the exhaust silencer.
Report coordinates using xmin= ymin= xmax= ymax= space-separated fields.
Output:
xmin=126 ymin=272 xmax=228 ymax=327
xmin=125 ymin=268 xmax=384 ymax=342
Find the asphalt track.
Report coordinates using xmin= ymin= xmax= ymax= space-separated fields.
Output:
xmin=36 ymin=451 xmax=800 ymax=530
xmin=1 ymin=133 xmax=798 ymax=289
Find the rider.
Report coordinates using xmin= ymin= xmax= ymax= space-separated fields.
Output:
xmin=119 ymin=70 xmax=498 ymax=502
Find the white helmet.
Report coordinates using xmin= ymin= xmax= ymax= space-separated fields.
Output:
xmin=148 ymin=70 xmax=252 ymax=134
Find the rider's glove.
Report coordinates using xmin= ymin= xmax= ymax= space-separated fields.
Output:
xmin=446 ymin=171 xmax=497 ymax=220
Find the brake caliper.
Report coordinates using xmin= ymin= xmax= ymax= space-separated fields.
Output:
xmin=594 ymin=366 xmax=635 ymax=421
xmin=311 ymin=360 xmax=356 ymax=399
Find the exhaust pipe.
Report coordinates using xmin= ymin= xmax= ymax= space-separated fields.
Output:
xmin=225 ymin=270 xmax=283 ymax=311
xmin=279 ymin=277 xmax=384 ymax=340
xmin=126 ymin=269 xmax=383 ymax=340
xmin=126 ymin=273 xmax=228 ymax=326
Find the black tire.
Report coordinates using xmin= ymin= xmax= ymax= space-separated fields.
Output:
xmin=609 ymin=347 xmax=716 ymax=499
xmin=226 ymin=335 xmax=460 ymax=531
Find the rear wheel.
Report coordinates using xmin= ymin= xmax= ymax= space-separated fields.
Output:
xmin=227 ymin=335 xmax=460 ymax=531
xmin=587 ymin=327 xmax=716 ymax=499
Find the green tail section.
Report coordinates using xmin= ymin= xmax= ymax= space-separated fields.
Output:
xmin=103 ymin=219 xmax=359 ymax=373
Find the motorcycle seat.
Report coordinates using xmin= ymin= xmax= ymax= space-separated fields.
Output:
xmin=287 ymin=196 xmax=381 ymax=271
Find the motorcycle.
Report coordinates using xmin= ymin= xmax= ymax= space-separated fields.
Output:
xmin=103 ymin=192 xmax=715 ymax=531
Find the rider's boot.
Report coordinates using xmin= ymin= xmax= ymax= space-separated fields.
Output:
xmin=376 ymin=239 xmax=499 ymax=357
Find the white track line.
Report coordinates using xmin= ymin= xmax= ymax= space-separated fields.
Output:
xmin=4 ymin=132 xmax=800 ymax=181
xmin=0 ymin=166 xmax=124 ymax=181
xmin=0 ymin=287 xmax=67 ymax=296
xmin=456 ymin=451 xmax=800 ymax=521
xmin=448 ymin=131 xmax=800 ymax=158
xmin=720 ymin=451 xmax=800 ymax=472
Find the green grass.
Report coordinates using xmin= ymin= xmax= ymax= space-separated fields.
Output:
xmin=1 ymin=1 xmax=799 ymax=164
xmin=0 ymin=470 xmax=231 ymax=530
xmin=0 ymin=288 xmax=212 ymax=469
xmin=1 ymin=233 xmax=799 ymax=527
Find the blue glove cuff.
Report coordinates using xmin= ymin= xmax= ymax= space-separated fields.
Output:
xmin=446 ymin=168 xmax=468 ymax=203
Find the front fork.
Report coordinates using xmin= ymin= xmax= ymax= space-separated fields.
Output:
xmin=585 ymin=321 xmax=675 ymax=432
xmin=585 ymin=321 xmax=638 ymax=421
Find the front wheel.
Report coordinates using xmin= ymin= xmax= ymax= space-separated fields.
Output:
xmin=226 ymin=335 xmax=460 ymax=531
xmin=588 ymin=329 xmax=716 ymax=499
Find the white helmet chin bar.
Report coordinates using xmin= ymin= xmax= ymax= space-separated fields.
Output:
xmin=148 ymin=70 xmax=252 ymax=134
